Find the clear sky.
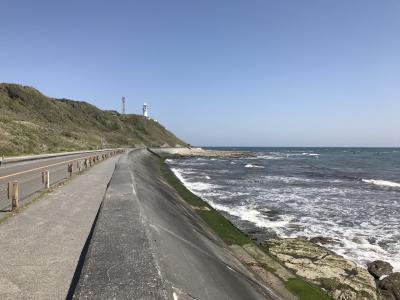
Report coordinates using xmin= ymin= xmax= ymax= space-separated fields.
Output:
xmin=1 ymin=0 xmax=399 ymax=147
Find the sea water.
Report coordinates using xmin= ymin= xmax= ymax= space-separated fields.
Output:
xmin=166 ymin=147 xmax=400 ymax=271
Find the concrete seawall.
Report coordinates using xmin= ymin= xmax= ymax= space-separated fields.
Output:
xmin=71 ymin=149 xmax=276 ymax=299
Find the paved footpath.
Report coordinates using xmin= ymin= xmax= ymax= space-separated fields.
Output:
xmin=73 ymin=150 xmax=273 ymax=299
xmin=0 ymin=156 xmax=118 ymax=300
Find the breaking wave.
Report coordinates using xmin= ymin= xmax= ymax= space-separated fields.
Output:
xmin=245 ymin=163 xmax=264 ymax=169
xmin=362 ymin=179 xmax=400 ymax=188
xmin=171 ymin=168 xmax=220 ymax=191
xmin=205 ymin=200 xmax=293 ymax=231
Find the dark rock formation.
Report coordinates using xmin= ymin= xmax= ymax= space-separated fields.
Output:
xmin=310 ymin=236 xmax=334 ymax=245
xmin=367 ymin=260 xmax=393 ymax=279
xmin=379 ymin=272 xmax=400 ymax=300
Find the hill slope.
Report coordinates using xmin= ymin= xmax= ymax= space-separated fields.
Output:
xmin=0 ymin=83 xmax=186 ymax=155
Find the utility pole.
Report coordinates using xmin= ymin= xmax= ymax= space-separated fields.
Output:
xmin=122 ymin=97 xmax=126 ymax=114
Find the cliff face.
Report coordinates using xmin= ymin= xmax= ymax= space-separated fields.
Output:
xmin=0 ymin=83 xmax=185 ymax=155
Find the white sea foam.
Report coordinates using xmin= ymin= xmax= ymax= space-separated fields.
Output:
xmin=322 ymin=232 xmax=400 ymax=272
xmin=362 ymin=179 xmax=400 ymax=188
xmin=245 ymin=163 xmax=265 ymax=169
xmin=170 ymin=168 xmax=220 ymax=191
xmin=258 ymin=175 xmax=314 ymax=184
xmin=284 ymin=152 xmax=319 ymax=158
xmin=171 ymin=168 xmax=190 ymax=186
xmin=189 ymin=182 xmax=219 ymax=191
xmin=302 ymin=152 xmax=320 ymax=157
xmin=256 ymin=154 xmax=285 ymax=160
xmin=171 ymin=168 xmax=197 ymax=175
xmin=218 ymin=191 xmax=250 ymax=199
xmin=250 ymin=175 xmax=344 ymax=185
xmin=206 ymin=200 xmax=293 ymax=230
xmin=284 ymin=212 xmax=400 ymax=272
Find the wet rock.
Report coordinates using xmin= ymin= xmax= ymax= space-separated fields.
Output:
xmin=379 ymin=272 xmax=400 ymax=300
xmin=264 ymin=238 xmax=378 ymax=300
xmin=248 ymin=234 xmax=258 ymax=241
xmin=367 ymin=260 xmax=393 ymax=279
xmin=310 ymin=236 xmax=335 ymax=245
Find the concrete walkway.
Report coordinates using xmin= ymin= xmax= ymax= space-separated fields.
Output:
xmin=0 ymin=156 xmax=118 ymax=300
xmin=73 ymin=150 xmax=274 ymax=299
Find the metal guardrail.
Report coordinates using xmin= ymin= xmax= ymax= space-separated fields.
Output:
xmin=0 ymin=148 xmax=124 ymax=165
xmin=0 ymin=149 xmax=126 ymax=212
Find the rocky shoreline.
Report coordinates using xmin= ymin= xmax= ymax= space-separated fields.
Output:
xmin=155 ymin=147 xmax=252 ymax=158
xmin=367 ymin=260 xmax=399 ymax=300
xmin=156 ymin=148 xmax=399 ymax=300
xmin=263 ymin=236 xmax=399 ymax=300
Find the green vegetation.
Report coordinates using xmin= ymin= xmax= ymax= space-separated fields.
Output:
xmin=0 ymin=83 xmax=185 ymax=156
xmin=159 ymin=157 xmax=332 ymax=300
xmin=196 ymin=210 xmax=252 ymax=246
xmin=159 ymin=158 xmax=250 ymax=245
xmin=285 ymin=278 xmax=331 ymax=300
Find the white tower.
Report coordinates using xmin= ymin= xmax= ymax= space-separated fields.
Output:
xmin=122 ymin=97 xmax=126 ymax=114
xmin=143 ymin=103 xmax=149 ymax=118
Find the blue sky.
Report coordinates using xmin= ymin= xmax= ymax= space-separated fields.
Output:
xmin=1 ymin=0 xmax=399 ymax=147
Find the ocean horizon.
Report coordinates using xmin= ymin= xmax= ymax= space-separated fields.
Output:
xmin=167 ymin=147 xmax=400 ymax=272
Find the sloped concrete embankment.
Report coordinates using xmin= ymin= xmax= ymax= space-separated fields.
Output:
xmin=71 ymin=149 xmax=276 ymax=299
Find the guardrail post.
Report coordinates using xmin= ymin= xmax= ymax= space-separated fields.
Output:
xmin=42 ymin=170 xmax=50 ymax=189
xmin=8 ymin=181 xmax=19 ymax=210
xmin=46 ymin=170 xmax=50 ymax=188
xmin=68 ymin=163 xmax=73 ymax=177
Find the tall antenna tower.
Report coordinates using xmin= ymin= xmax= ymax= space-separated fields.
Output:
xmin=122 ymin=97 xmax=126 ymax=114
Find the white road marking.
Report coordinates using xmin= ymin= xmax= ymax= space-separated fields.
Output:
xmin=226 ymin=265 xmax=235 ymax=272
xmin=129 ymin=170 xmax=137 ymax=196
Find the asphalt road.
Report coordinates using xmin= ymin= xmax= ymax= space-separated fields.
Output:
xmin=72 ymin=149 xmax=278 ymax=299
xmin=0 ymin=151 xmax=115 ymax=213
xmin=0 ymin=151 xmax=105 ymax=177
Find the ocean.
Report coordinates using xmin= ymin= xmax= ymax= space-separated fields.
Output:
xmin=166 ymin=147 xmax=400 ymax=271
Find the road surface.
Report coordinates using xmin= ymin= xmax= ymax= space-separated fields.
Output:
xmin=0 ymin=150 xmax=115 ymax=213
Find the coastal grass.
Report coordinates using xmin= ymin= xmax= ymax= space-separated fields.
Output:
xmin=0 ymin=83 xmax=185 ymax=156
xmin=159 ymin=157 xmax=332 ymax=300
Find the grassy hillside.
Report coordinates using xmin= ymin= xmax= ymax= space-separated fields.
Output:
xmin=0 ymin=83 xmax=186 ymax=156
